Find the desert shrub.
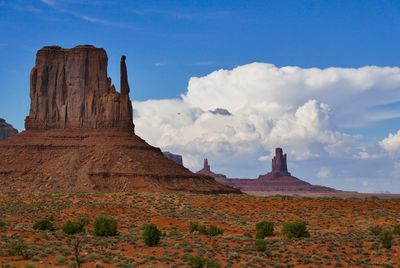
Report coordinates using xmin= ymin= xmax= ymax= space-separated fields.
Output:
xmin=62 ymin=220 xmax=84 ymax=235
xmin=7 ymin=238 xmax=31 ymax=259
xmin=184 ymin=255 xmax=206 ymax=268
xmin=380 ymin=230 xmax=393 ymax=249
xmin=143 ymin=224 xmax=161 ymax=246
xmin=93 ymin=215 xmax=118 ymax=236
xmin=208 ymin=225 xmax=224 ymax=236
xmin=55 ymin=255 xmax=66 ymax=265
xmin=33 ymin=217 xmax=55 ymax=231
xmin=77 ymin=215 xmax=90 ymax=227
xmin=183 ymin=254 xmax=220 ymax=268
xmin=256 ymin=221 xmax=274 ymax=239
xmin=190 ymin=222 xmax=198 ymax=233
xmin=282 ymin=220 xmax=310 ymax=238
xmin=255 ymin=239 xmax=267 ymax=252
xmin=369 ymin=225 xmax=383 ymax=236
xmin=0 ymin=219 xmax=6 ymax=230
xmin=392 ymin=224 xmax=400 ymax=235
xmin=197 ymin=225 xmax=207 ymax=235
xmin=62 ymin=216 xmax=89 ymax=235
xmin=189 ymin=222 xmax=223 ymax=236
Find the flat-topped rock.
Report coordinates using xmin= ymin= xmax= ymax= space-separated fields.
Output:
xmin=25 ymin=45 xmax=134 ymax=130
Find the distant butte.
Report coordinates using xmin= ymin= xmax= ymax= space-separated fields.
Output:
xmin=0 ymin=45 xmax=238 ymax=194
xmin=163 ymin=152 xmax=183 ymax=166
xmin=0 ymin=119 xmax=18 ymax=140
xmin=197 ymin=148 xmax=338 ymax=194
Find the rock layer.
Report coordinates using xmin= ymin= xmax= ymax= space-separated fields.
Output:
xmin=0 ymin=119 xmax=18 ymax=140
xmin=0 ymin=45 xmax=237 ymax=194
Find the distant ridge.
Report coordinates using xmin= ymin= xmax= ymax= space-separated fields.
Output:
xmin=197 ymin=148 xmax=338 ymax=194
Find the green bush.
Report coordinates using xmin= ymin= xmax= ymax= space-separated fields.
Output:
xmin=62 ymin=216 xmax=89 ymax=235
xmin=183 ymin=254 xmax=220 ymax=268
xmin=208 ymin=225 xmax=224 ymax=236
xmin=189 ymin=222 xmax=198 ymax=233
xmin=197 ymin=225 xmax=207 ymax=235
xmin=189 ymin=222 xmax=223 ymax=236
xmin=77 ymin=215 xmax=90 ymax=227
xmin=62 ymin=220 xmax=86 ymax=235
xmin=7 ymin=238 xmax=31 ymax=259
xmin=93 ymin=215 xmax=118 ymax=236
xmin=256 ymin=221 xmax=274 ymax=239
xmin=392 ymin=224 xmax=400 ymax=235
xmin=380 ymin=230 xmax=393 ymax=249
xmin=55 ymin=255 xmax=66 ymax=265
xmin=32 ymin=217 xmax=55 ymax=231
xmin=255 ymin=239 xmax=267 ymax=252
xmin=143 ymin=223 xmax=161 ymax=246
xmin=0 ymin=219 xmax=6 ymax=230
xmin=369 ymin=225 xmax=383 ymax=236
xmin=282 ymin=220 xmax=310 ymax=238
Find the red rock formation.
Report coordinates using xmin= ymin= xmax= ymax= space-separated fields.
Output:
xmin=163 ymin=152 xmax=183 ymax=166
xmin=196 ymin=158 xmax=227 ymax=180
xmin=0 ymin=119 xmax=18 ymax=140
xmin=25 ymin=45 xmax=134 ymax=131
xmin=0 ymin=45 xmax=238 ymax=194
xmin=271 ymin=148 xmax=291 ymax=177
xmin=197 ymin=149 xmax=337 ymax=194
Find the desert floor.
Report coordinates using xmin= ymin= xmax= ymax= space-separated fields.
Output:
xmin=0 ymin=192 xmax=399 ymax=267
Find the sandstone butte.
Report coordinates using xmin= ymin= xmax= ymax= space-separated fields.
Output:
xmin=0 ymin=119 xmax=18 ymax=140
xmin=0 ymin=45 xmax=238 ymax=194
xmin=197 ymin=148 xmax=338 ymax=193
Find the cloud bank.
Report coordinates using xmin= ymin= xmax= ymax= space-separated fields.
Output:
xmin=132 ymin=62 xmax=400 ymax=191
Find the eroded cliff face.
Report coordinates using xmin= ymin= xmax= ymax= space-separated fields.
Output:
xmin=0 ymin=45 xmax=238 ymax=194
xmin=25 ymin=45 xmax=134 ymax=131
xmin=0 ymin=119 xmax=18 ymax=140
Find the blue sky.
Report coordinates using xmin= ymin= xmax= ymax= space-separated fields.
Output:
xmin=1 ymin=0 xmax=400 ymax=192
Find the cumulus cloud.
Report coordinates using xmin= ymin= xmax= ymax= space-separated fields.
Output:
xmin=379 ymin=130 xmax=400 ymax=154
xmin=133 ymin=62 xmax=400 ymax=180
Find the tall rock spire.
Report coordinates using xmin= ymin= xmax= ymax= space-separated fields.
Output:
xmin=120 ymin=55 xmax=130 ymax=96
xmin=120 ymin=55 xmax=134 ymax=131
xmin=271 ymin=148 xmax=291 ymax=177
xmin=204 ymin=158 xmax=211 ymax=171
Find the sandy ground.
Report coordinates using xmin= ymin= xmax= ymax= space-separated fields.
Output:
xmin=0 ymin=192 xmax=399 ymax=267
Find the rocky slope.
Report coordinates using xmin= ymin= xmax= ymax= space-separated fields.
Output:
xmin=0 ymin=45 xmax=238 ymax=194
xmin=0 ymin=119 xmax=18 ymax=140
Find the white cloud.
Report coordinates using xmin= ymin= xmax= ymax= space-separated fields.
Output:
xmin=379 ymin=130 xmax=400 ymax=154
xmin=317 ymin=167 xmax=331 ymax=179
xmin=133 ymin=62 xmax=400 ymax=183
